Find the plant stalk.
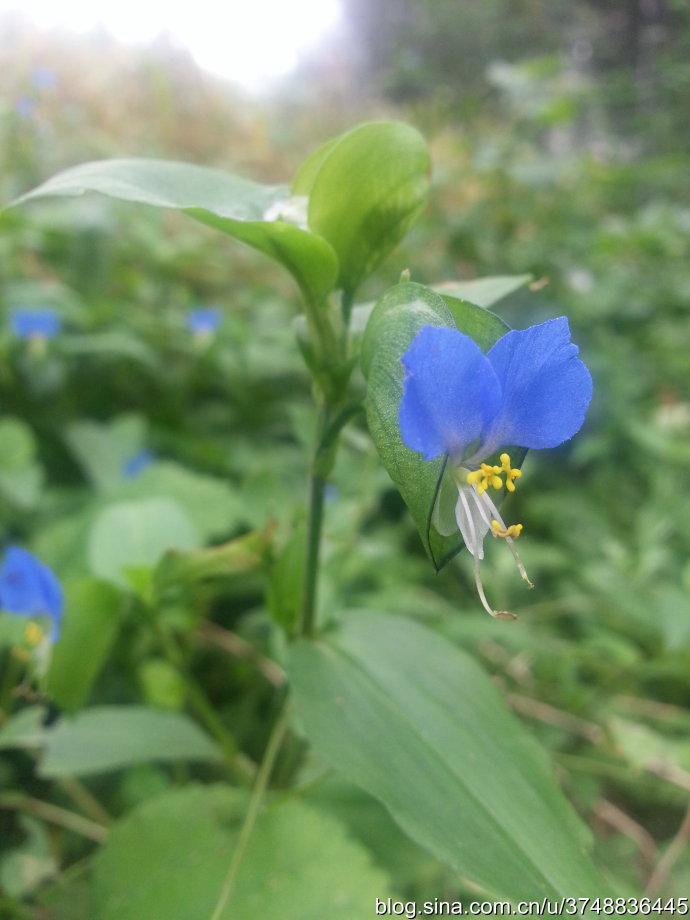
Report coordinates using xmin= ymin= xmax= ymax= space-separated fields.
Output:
xmin=209 ymin=701 xmax=290 ymax=920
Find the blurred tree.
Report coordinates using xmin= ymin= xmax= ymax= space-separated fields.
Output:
xmin=342 ymin=0 xmax=690 ymax=148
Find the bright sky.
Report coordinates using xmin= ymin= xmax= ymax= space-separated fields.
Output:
xmin=0 ymin=0 xmax=343 ymax=88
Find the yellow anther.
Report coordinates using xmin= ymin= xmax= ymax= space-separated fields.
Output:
xmin=499 ymin=453 xmax=522 ymax=492
xmin=467 ymin=454 xmax=522 ymax=495
xmin=466 ymin=463 xmax=504 ymax=495
xmin=24 ymin=622 xmax=44 ymax=646
xmin=491 ymin=520 xmax=524 ymax=540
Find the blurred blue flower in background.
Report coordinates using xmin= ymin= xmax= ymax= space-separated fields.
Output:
xmin=10 ymin=307 xmax=61 ymax=341
xmin=0 ymin=546 xmax=63 ymax=641
xmin=30 ymin=68 xmax=58 ymax=92
xmin=399 ymin=317 xmax=592 ymax=617
xmin=122 ymin=448 xmax=155 ymax=479
xmin=187 ymin=307 xmax=222 ymax=337
xmin=14 ymin=97 xmax=36 ymax=119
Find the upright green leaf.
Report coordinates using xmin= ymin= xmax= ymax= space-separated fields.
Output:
xmin=361 ymin=281 xmax=510 ymax=569
xmin=290 ymin=611 xmax=613 ymax=904
xmin=296 ymin=122 xmax=430 ymax=296
xmin=10 ymin=158 xmax=338 ymax=304
xmin=45 ymin=579 xmax=123 ymax=713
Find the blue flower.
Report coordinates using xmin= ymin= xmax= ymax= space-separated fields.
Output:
xmin=10 ymin=307 xmax=61 ymax=340
xmin=0 ymin=546 xmax=63 ymax=641
xmin=187 ymin=307 xmax=221 ymax=336
xmin=14 ymin=96 xmax=36 ymax=119
xmin=31 ymin=68 xmax=58 ymax=92
xmin=399 ymin=317 xmax=592 ymax=618
xmin=122 ymin=448 xmax=155 ymax=479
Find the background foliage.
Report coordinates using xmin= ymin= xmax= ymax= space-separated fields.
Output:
xmin=1 ymin=1 xmax=689 ymax=914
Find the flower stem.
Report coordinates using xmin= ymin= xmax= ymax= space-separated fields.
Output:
xmin=299 ymin=465 xmax=327 ymax=639
xmin=209 ymin=700 xmax=290 ymax=920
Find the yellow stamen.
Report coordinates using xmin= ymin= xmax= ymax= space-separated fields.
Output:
xmin=24 ymin=622 xmax=44 ymax=646
xmin=491 ymin=520 xmax=523 ymax=540
xmin=466 ymin=463 xmax=502 ymax=494
xmin=499 ymin=453 xmax=522 ymax=492
xmin=466 ymin=453 xmax=522 ymax=495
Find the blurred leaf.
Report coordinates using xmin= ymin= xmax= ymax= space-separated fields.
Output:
xmin=65 ymin=414 xmax=147 ymax=492
xmin=60 ymin=331 xmax=158 ymax=366
xmin=153 ymin=528 xmax=271 ymax=597
xmin=361 ymin=281 xmax=509 ymax=569
xmin=610 ymin=717 xmax=690 ymax=775
xmin=0 ymin=416 xmax=43 ymax=508
xmin=266 ymin=523 xmax=305 ymax=633
xmin=306 ymin=774 xmax=444 ymax=894
xmin=137 ymin=659 xmax=186 ymax=710
xmin=45 ymin=578 xmax=123 ymax=713
xmin=92 ymin=785 xmax=389 ymax=920
xmin=0 ymin=705 xmax=47 ymax=751
xmin=290 ymin=611 xmax=613 ymax=902
xmin=0 ymin=816 xmax=57 ymax=897
xmin=11 ymin=158 xmax=338 ymax=304
xmin=88 ymin=497 xmax=200 ymax=588
xmin=120 ymin=461 xmax=244 ymax=541
xmin=433 ymin=274 xmax=532 ymax=307
xmin=39 ymin=706 xmax=222 ymax=777
xmin=296 ymin=122 xmax=430 ymax=295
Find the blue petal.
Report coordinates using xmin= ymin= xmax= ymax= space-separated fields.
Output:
xmin=0 ymin=546 xmax=63 ymax=640
xmin=10 ymin=308 xmax=61 ymax=339
xmin=187 ymin=307 xmax=221 ymax=334
xmin=399 ymin=326 xmax=501 ymax=461
xmin=481 ymin=317 xmax=593 ymax=453
xmin=122 ymin=448 xmax=155 ymax=479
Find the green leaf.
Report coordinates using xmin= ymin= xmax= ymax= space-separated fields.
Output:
xmin=361 ymin=281 xmax=509 ymax=569
xmin=117 ymin=461 xmax=244 ymax=541
xmin=39 ymin=707 xmax=223 ymax=777
xmin=153 ymin=528 xmax=271 ymax=597
xmin=11 ymin=158 xmax=338 ymax=304
xmin=439 ymin=292 xmax=510 ymax=349
xmin=88 ymin=497 xmax=200 ymax=587
xmin=297 ymin=122 xmax=430 ymax=295
xmin=290 ymin=611 xmax=613 ymax=902
xmin=266 ymin=522 xmax=306 ymax=633
xmin=433 ymin=274 xmax=532 ymax=308
xmin=610 ymin=717 xmax=690 ymax=774
xmin=44 ymin=579 xmax=123 ymax=713
xmin=0 ymin=815 xmax=57 ymax=898
xmin=65 ymin=414 xmax=147 ymax=492
xmin=0 ymin=416 xmax=44 ymax=509
xmin=92 ymin=785 xmax=390 ymax=920
xmin=0 ymin=706 xmax=47 ymax=752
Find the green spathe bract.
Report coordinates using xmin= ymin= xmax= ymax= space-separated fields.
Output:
xmin=361 ymin=280 xmax=512 ymax=569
